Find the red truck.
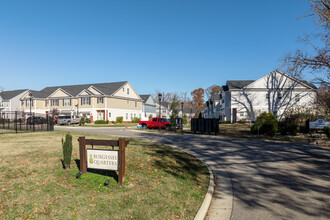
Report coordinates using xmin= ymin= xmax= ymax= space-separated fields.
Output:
xmin=139 ymin=117 xmax=171 ymax=130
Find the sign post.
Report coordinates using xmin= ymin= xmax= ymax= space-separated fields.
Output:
xmin=78 ymin=137 xmax=129 ymax=185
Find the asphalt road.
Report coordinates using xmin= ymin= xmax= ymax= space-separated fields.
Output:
xmin=56 ymin=126 xmax=330 ymax=220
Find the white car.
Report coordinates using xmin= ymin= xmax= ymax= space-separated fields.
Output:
xmin=58 ymin=115 xmax=80 ymax=125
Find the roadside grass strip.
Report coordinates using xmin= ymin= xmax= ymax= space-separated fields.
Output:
xmin=0 ymin=131 xmax=209 ymax=219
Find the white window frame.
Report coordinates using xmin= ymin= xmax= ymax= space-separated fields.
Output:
xmin=51 ymin=99 xmax=59 ymax=107
xmin=81 ymin=97 xmax=90 ymax=105
xmin=97 ymin=97 xmax=104 ymax=104
xmin=63 ymin=99 xmax=71 ymax=106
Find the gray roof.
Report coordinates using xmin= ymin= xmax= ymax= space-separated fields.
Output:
xmin=34 ymin=81 xmax=128 ymax=98
xmin=183 ymin=109 xmax=196 ymax=114
xmin=139 ymin=95 xmax=152 ymax=103
xmin=0 ymin=89 xmax=28 ymax=100
xmin=226 ymin=80 xmax=254 ymax=90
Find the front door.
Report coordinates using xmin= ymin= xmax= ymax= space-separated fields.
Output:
xmin=97 ymin=111 xmax=104 ymax=120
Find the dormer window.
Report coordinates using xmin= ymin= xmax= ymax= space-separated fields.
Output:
xmin=127 ymin=88 xmax=130 ymax=95
xmin=123 ymin=88 xmax=125 ymax=92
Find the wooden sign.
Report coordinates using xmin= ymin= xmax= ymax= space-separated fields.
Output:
xmin=78 ymin=136 xmax=129 ymax=185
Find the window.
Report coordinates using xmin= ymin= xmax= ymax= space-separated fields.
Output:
xmin=123 ymin=87 xmax=125 ymax=92
xmin=131 ymin=113 xmax=133 ymax=119
xmin=21 ymin=100 xmax=24 ymax=106
xmin=135 ymin=101 xmax=137 ymax=107
xmin=0 ymin=101 xmax=3 ymax=108
xmin=25 ymin=99 xmax=34 ymax=107
xmin=63 ymin=99 xmax=71 ymax=106
xmin=126 ymin=113 xmax=128 ymax=120
xmin=278 ymin=92 xmax=282 ymax=99
xmin=152 ymin=118 xmax=157 ymax=122
xmin=295 ymin=94 xmax=300 ymax=102
xmin=240 ymin=112 xmax=244 ymax=116
xmin=266 ymin=93 xmax=270 ymax=99
xmin=97 ymin=97 xmax=104 ymax=104
xmin=139 ymin=114 xmax=141 ymax=118
xmin=127 ymin=88 xmax=129 ymax=95
xmin=51 ymin=99 xmax=59 ymax=106
xmin=45 ymin=100 xmax=48 ymax=107
xmin=81 ymin=97 xmax=90 ymax=105
xmin=134 ymin=113 xmax=136 ymax=118
xmin=109 ymin=112 xmax=111 ymax=118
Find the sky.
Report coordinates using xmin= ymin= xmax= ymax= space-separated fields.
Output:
xmin=0 ymin=0 xmax=320 ymax=96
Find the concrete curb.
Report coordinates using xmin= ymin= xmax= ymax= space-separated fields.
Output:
xmin=167 ymin=145 xmax=215 ymax=220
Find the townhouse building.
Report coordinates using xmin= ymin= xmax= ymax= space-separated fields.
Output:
xmin=19 ymin=81 xmax=143 ymax=123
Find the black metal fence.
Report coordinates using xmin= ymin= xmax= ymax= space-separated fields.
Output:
xmin=191 ymin=118 xmax=219 ymax=135
xmin=0 ymin=111 xmax=54 ymax=134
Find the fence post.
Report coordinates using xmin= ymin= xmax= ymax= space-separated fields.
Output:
xmin=33 ymin=112 xmax=35 ymax=132
xmin=118 ymin=138 xmax=126 ymax=186
xmin=15 ymin=111 xmax=18 ymax=133
xmin=78 ymin=137 xmax=87 ymax=173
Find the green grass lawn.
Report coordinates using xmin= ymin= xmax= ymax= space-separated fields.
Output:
xmin=0 ymin=131 xmax=209 ymax=219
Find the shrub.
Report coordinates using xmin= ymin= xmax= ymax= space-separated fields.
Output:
xmin=323 ymin=127 xmax=330 ymax=138
xmin=116 ymin=116 xmax=123 ymax=123
xmin=219 ymin=120 xmax=231 ymax=124
xmin=131 ymin=117 xmax=140 ymax=123
xmin=239 ymin=119 xmax=246 ymax=124
xmin=183 ymin=113 xmax=188 ymax=125
xmin=148 ymin=114 xmax=153 ymax=121
xmin=80 ymin=114 xmax=88 ymax=125
xmin=62 ymin=133 xmax=73 ymax=168
xmin=251 ymin=112 xmax=278 ymax=136
xmin=94 ymin=120 xmax=109 ymax=124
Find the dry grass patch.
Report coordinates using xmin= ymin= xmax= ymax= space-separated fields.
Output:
xmin=0 ymin=131 xmax=209 ymax=219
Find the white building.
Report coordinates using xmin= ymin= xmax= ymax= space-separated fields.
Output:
xmin=0 ymin=89 xmax=29 ymax=119
xmin=209 ymin=70 xmax=317 ymax=122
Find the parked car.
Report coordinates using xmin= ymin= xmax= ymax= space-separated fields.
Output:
xmin=27 ymin=117 xmax=47 ymax=124
xmin=139 ymin=117 xmax=170 ymax=130
xmin=58 ymin=115 xmax=80 ymax=125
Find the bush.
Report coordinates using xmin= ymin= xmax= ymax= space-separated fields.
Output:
xmin=131 ymin=117 xmax=140 ymax=123
xmin=219 ymin=120 xmax=231 ymax=124
xmin=116 ymin=116 xmax=123 ymax=123
xmin=148 ymin=114 xmax=153 ymax=121
xmin=323 ymin=127 xmax=330 ymax=138
xmin=251 ymin=112 xmax=278 ymax=136
xmin=279 ymin=113 xmax=300 ymax=136
xmin=239 ymin=119 xmax=246 ymax=124
xmin=62 ymin=133 xmax=73 ymax=168
xmin=94 ymin=120 xmax=109 ymax=124
xmin=80 ymin=114 xmax=88 ymax=125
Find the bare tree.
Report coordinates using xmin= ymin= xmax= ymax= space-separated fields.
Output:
xmin=281 ymin=0 xmax=329 ymax=87
xmin=205 ymin=85 xmax=221 ymax=100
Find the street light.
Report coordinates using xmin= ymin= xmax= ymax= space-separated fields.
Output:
xmin=158 ymin=93 xmax=162 ymax=131
xmin=181 ymin=102 xmax=184 ymax=134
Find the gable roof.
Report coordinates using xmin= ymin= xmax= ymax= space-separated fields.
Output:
xmin=0 ymin=89 xmax=28 ymax=100
xmin=226 ymin=80 xmax=254 ymax=90
xmin=34 ymin=81 xmax=128 ymax=98
xmin=139 ymin=95 xmax=152 ymax=103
